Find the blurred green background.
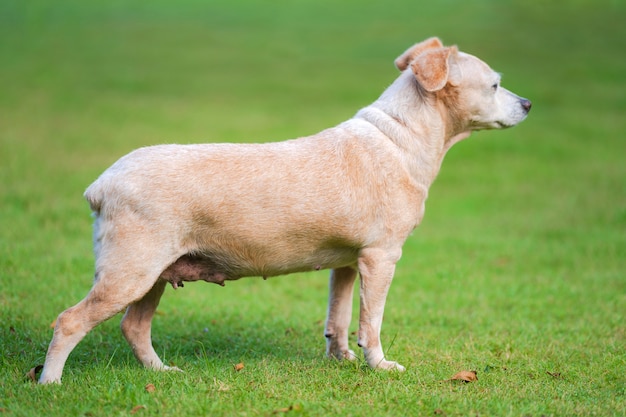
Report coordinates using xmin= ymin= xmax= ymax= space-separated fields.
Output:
xmin=1 ymin=0 xmax=624 ymax=415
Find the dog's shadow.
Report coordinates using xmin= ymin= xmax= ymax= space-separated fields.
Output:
xmin=67 ymin=308 xmax=326 ymax=371
xmin=159 ymin=313 xmax=322 ymax=364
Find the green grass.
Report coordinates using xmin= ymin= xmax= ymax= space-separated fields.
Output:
xmin=1 ymin=0 xmax=625 ymax=415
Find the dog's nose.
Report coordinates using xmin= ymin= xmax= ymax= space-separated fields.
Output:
xmin=521 ymin=99 xmax=532 ymax=113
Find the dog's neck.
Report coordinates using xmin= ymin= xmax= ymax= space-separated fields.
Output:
xmin=355 ymin=71 xmax=471 ymax=190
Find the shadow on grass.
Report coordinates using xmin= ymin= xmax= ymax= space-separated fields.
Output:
xmin=54 ymin=310 xmax=326 ymax=374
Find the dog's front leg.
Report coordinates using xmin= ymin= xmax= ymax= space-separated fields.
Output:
xmin=357 ymin=248 xmax=405 ymax=371
xmin=324 ymin=266 xmax=358 ymax=361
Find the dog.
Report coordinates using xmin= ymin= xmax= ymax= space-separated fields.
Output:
xmin=39 ymin=37 xmax=530 ymax=383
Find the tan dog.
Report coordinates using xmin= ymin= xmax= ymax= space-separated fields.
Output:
xmin=39 ymin=37 xmax=530 ymax=383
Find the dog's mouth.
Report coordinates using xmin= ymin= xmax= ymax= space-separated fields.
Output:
xmin=471 ymin=120 xmax=513 ymax=130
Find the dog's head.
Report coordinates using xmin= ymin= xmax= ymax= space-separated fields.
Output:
xmin=395 ymin=37 xmax=531 ymax=131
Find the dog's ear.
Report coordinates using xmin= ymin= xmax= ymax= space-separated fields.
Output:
xmin=410 ymin=46 xmax=461 ymax=92
xmin=394 ymin=37 xmax=444 ymax=71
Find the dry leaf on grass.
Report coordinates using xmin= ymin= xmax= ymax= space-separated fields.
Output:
xmin=448 ymin=370 xmax=478 ymax=383
xmin=145 ymin=383 xmax=156 ymax=393
xmin=234 ymin=362 xmax=244 ymax=371
xmin=130 ymin=405 xmax=146 ymax=414
xmin=26 ymin=365 xmax=43 ymax=382
xmin=547 ymin=371 xmax=562 ymax=379
xmin=50 ymin=319 xmax=57 ymax=328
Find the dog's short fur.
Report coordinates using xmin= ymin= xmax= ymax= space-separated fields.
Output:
xmin=39 ymin=37 xmax=530 ymax=383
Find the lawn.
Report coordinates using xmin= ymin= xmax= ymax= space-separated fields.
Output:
xmin=1 ymin=0 xmax=625 ymax=416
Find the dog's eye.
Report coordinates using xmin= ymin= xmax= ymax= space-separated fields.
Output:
xmin=492 ymin=83 xmax=499 ymax=91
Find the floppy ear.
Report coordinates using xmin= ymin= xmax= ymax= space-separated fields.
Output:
xmin=410 ymin=46 xmax=460 ymax=92
xmin=394 ymin=37 xmax=444 ymax=71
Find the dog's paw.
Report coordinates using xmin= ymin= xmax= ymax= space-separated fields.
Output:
xmin=343 ymin=349 xmax=357 ymax=361
xmin=38 ymin=376 xmax=62 ymax=384
xmin=162 ymin=365 xmax=184 ymax=373
xmin=37 ymin=366 xmax=62 ymax=385
xmin=327 ymin=348 xmax=357 ymax=362
xmin=375 ymin=360 xmax=406 ymax=372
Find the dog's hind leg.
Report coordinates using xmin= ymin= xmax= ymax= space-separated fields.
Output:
xmin=38 ymin=267 xmax=162 ymax=384
xmin=324 ymin=266 xmax=358 ymax=361
xmin=39 ymin=214 xmax=174 ymax=384
xmin=120 ymin=279 xmax=179 ymax=372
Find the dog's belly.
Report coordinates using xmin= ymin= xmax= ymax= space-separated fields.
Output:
xmin=160 ymin=254 xmax=227 ymax=289
xmin=160 ymin=246 xmax=359 ymax=289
